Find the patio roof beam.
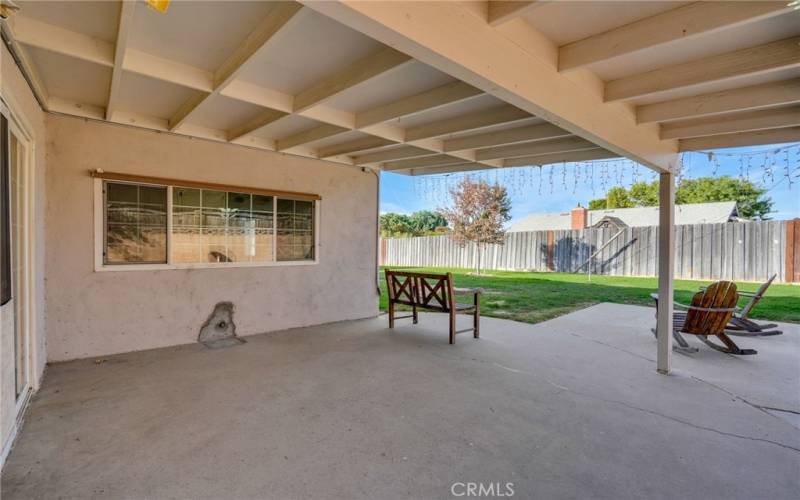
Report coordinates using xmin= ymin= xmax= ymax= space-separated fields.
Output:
xmin=277 ymin=124 xmax=350 ymax=151
xmin=226 ymin=109 xmax=288 ymax=142
xmin=317 ymin=136 xmax=396 ymax=158
xmin=605 ymin=36 xmax=800 ymax=102
xmin=409 ymin=163 xmax=488 ymax=175
xmin=382 ymin=154 xmax=467 ymax=171
xmin=678 ymin=127 xmax=800 ymax=152
xmin=443 ymin=122 xmax=571 ymax=152
xmin=487 ymin=1 xmax=540 ymax=26
xmin=11 ymin=15 xmax=113 ymax=66
xmin=355 ymin=81 xmax=483 ymax=128
xmin=303 ymin=0 xmax=678 ymax=172
xmin=637 ymin=78 xmax=800 ymax=124
xmin=660 ymin=105 xmax=800 ymax=140
xmin=405 ymin=105 xmax=531 ymax=142
xmin=559 ymin=1 xmax=791 ymax=71
xmin=168 ymin=2 xmax=304 ymax=131
xmin=475 ymin=136 xmax=597 ymax=161
xmin=502 ymin=148 xmax=618 ymax=168
xmin=353 ymin=145 xmax=436 ymax=164
xmin=105 ymin=1 xmax=135 ymax=120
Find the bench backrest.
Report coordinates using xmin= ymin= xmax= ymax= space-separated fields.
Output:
xmin=682 ymin=280 xmax=738 ymax=335
xmin=385 ymin=270 xmax=455 ymax=312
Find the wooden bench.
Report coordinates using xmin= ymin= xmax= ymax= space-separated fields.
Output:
xmin=385 ymin=269 xmax=482 ymax=344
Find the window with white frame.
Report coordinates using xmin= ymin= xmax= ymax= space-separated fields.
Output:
xmin=100 ymin=179 xmax=317 ymax=267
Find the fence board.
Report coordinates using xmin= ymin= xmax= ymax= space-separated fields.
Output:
xmin=381 ymin=220 xmax=790 ymax=282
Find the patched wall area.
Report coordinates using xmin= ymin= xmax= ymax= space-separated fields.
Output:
xmin=44 ymin=114 xmax=378 ymax=361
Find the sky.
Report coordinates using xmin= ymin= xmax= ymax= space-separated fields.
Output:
xmin=380 ymin=144 xmax=800 ymax=224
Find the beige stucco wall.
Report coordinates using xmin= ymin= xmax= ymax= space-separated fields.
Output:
xmin=1 ymin=42 xmax=47 ymax=461
xmin=45 ymin=114 xmax=378 ymax=362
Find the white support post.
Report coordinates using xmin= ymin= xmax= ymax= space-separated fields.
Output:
xmin=657 ymin=171 xmax=675 ymax=374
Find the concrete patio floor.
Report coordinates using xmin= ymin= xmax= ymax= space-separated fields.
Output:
xmin=2 ymin=303 xmax=799 ymax=499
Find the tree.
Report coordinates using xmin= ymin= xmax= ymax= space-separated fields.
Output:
xmin=380 ymin=210 xmax=448 ymax=237
xmin=587 ymin=176 xmax=772 ymax=219
xmin=407 ymin=210 xmax=448 ymax=236
xmin=379 ymin=213 xmax=413 ymax=237
xmin=438 ymin=178 xmax=511 ymax=275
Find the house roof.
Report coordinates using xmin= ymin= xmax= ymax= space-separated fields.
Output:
xmin=508 ymin=201 xmax=739 ymax=232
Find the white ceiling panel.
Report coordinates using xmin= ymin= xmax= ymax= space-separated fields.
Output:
xmin=129 ymin=0 xmax=275 ymax=72
xmin=28 ymin=47 xmax=111 ymax=107
xmin=235 ymin=8 xmax=383 ymax=95
xmin=188 ymin=94 xmax=268 ymax=131
xmin=115 ymin=72 xmax=196 ymax=119
xmin=17 ymin=0 xmax=121 ymax=43
xmin=393 ymin=94 xmax=512 ymax=129
xmin=523 ymin=1 xmax=689 ymax=46
xmin=326 ymin=61 xmax=457 ymax=114
xmin=249 ymin=114 xmax=321 ymax=141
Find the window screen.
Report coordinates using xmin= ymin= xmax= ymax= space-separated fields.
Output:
xmin=104 ymin=182 xmax=168 ymax=264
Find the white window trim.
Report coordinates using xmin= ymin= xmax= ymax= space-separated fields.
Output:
xmin=93 ymin=178 xmax=320 ymax=272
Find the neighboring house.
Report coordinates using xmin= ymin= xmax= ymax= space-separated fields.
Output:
xmin=508 ymin=201 xmax=740 ymax=232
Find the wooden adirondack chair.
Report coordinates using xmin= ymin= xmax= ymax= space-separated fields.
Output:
xmin=700 ymin=274 xmax=781 ymax=336
xmin=652 ymin=281 xmax=757 ymax=355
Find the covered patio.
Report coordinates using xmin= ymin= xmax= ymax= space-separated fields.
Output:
xmin=2 ymin=305 xmax=799 ymax=499
xmin=1 ymin=1 xmax=799 ymax=496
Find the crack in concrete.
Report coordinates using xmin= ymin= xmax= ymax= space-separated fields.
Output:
xmin=428 ymin=346 xmax=800 ymax=454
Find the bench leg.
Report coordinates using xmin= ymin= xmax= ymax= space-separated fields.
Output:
xmin=412 ymin=303 xmax=418 ymax=324
xmin=449 ymin=309 xmax=456 ymax=345
xmin=388 ymin=301 xmax=395 ymax=329
xmin=473 ymin=294 xmax=480 ymax=339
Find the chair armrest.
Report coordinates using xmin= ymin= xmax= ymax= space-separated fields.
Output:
xmin=454 ymin=287 xmax=483 ymax=295
xmin=738 ymin=291 xmax=756 ymax=297
xmin=651 ymin=293 xmax=735 ymax=312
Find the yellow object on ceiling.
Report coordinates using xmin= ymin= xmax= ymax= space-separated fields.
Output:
xmin=145 ymin=0 xmax=169 ymax=14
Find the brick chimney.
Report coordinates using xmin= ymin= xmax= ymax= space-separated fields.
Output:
xmin=571 ymin=204 xmax=588 ymax=229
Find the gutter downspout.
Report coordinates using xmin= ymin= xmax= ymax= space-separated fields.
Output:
xmin=365 ymin=167 xmax=381 ymax=296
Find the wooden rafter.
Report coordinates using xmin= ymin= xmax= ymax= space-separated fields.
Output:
xmin=678 ymin=127 xmax=800 ymax=152
xmin=559 ymin=1 xmax=790 ymax=71
xmin=502 ymin=148 xmax=618 ymax=168
xmin=660 ymin=105 xmax=800 ymax=140
xmin=353 ymin=145 xmax=435 ymax=164
xmin=605 ymin=36 xmax=800 ymax=102
xmin=637 ymin=78 xmax=800 ymax=124
xmin=383 ymin=154 xmax=466 ymax=171
xmin=293 ymin=47 xmax=413 ymax=112
xmin=405 ymin=105 xmax=530 ymax=141
xmin=106 ymin=1 xmax=136 ymax=120
xmin=227 ymin=109 xmax=288 ymax=142
xmin=475 ymin=136 xmax=597 ymax=161
xmin=443 ymin=122 xmax=570 ymax=152
xmin=317 ymin=136 xmax=395 ymax=158
xmin=355 ymin=80 xmax=483 ymax=128
xmin=277 ymin=124 xmax=350 ymax=151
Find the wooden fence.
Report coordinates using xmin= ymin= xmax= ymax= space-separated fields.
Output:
xmin=381 ymin=219 xmax=800 ymax=283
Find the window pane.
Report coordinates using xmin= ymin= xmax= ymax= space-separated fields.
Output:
xmin=171 ymin=190 xmax=274 ymax=264
xmin=105 ymin=182 xmax=167 ymax=264
xmin=276 ymin=198 xmax=314 ymax=261
xmin=173 ymin=187 xmax=200 ymax=207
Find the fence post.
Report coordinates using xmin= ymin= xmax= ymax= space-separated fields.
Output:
xmin=546 ymin=230 xmax=555 ymax=271
xmin=787 ymin=219 xmax=799 ymax=283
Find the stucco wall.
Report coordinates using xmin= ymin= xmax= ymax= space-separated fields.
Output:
xmin=1 ymin=43 xmax=47 ymax=462
xmin=45 ymin=114 xmax=378 ymax=362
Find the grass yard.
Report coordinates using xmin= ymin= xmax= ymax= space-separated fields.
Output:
xmin=379 ymin=267 xmax=800 ymax=325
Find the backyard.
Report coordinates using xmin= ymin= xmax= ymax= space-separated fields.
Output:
xmin=379 ymin=267 xmax=800 ymax=324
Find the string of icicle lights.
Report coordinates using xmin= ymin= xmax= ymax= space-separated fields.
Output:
xmin=412 ymin=143 xmax=800 ymax=204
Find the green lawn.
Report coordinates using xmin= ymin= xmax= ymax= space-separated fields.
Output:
xmin=379 ymin=267 xmax=800 ymax=325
